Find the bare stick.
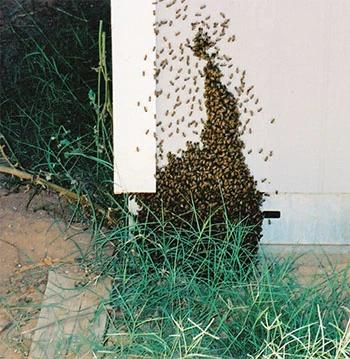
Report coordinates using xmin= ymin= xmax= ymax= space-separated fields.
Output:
xmin=0 ymin=166 xmax=117 ymax=224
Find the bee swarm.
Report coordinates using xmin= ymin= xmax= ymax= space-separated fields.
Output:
xmin=137 ymin=26 xmax=264 ymax=258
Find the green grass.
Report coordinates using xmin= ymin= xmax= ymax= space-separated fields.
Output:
xmin=81 ymin=215 xmax=349 ymax=358
xmin=0 ymin=2 xmax=349 ymax=358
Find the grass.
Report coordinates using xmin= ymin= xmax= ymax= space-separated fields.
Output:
xmin=80 ymin=214 xmax=349 ymax=358
xmin=0 ymin=2 xmax=349 ymax=358
xmin=0 ymin=0 xmax=118 ymax=227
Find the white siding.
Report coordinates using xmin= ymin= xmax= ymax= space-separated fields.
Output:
xmin=112 ymin=0 xmax=156 ymax=193
xmin=113 ymin=1 xmax=350 ymax=244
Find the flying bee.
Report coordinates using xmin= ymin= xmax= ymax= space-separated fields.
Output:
xmin=270 ymin=118 xmax=276 ymax=124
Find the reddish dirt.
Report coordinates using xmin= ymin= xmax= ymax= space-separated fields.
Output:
xmin=0 ymin=184 xmax=91 ymax=358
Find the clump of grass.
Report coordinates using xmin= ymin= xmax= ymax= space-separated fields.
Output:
xmin=83 ymin=214 xmax=349 ymax=358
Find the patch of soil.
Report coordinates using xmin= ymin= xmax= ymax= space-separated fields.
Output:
xmin=0 ymin=184 xmax=91 ymax=357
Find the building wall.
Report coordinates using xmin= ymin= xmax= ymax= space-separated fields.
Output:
xmin=113 ymin=0 xmax=350 ymax=245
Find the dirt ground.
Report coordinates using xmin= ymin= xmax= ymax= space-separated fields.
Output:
xmin=0 ymin=181 xmax=91 ymax=358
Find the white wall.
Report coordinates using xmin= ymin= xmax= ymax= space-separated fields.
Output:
xmin=113 ymin=0 xmax=350 ymax=245
xmin=112 ymin=0 xmax=156 ymax=193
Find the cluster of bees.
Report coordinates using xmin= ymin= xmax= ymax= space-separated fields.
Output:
xmin=136 ymin=1 xmax=276 ymax=254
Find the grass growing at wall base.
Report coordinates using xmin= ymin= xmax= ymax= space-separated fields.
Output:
xmin=82 ymin=216 xmax=349 ymax=358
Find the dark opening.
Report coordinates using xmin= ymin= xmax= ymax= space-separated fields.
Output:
xmin=263 ymin=211 xmax=281 ymax=219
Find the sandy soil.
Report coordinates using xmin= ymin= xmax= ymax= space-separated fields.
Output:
xmin=0 ymin=183 xmax=91 ymax=358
